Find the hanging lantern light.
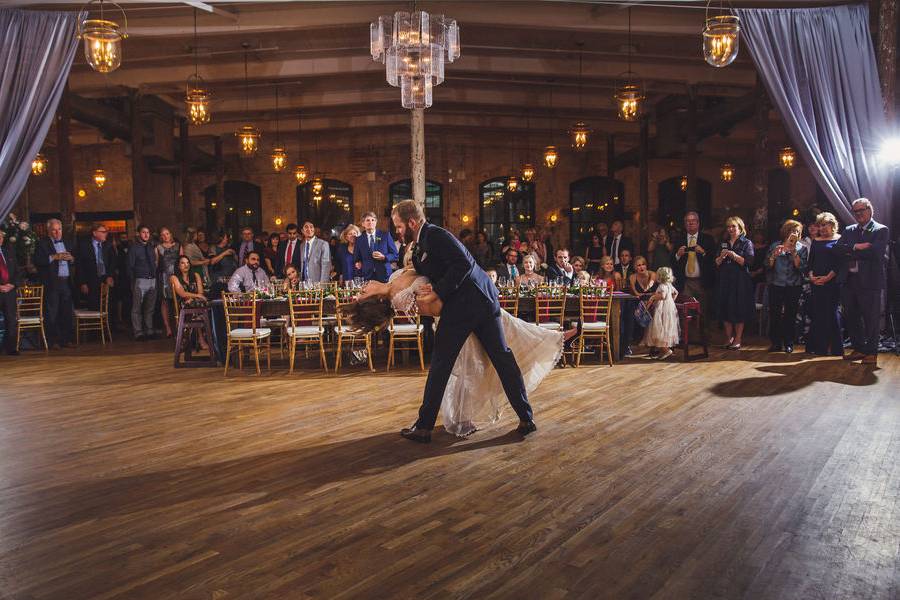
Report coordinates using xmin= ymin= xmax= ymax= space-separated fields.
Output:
xmin=312 ymin=177 xmax=324 ymax=194
xmin=93 ymin=168 xmax=107 ymax=190
xmin=680 ymin=175 xmax=688 ymax=191
xmin=779 ymin=146 xmax=796 ymax=169
xmin=184 ymin=11 xmax=210 ymax=125
xmin=77 ymin=1 xmax=128 ymax=74
xmin=570 ymin=121 xmax=591 ymax=150
xmin=507 ymin=176 xmax=519 ymax=192
xmin=521 ymin=163 xmax=535 ymax=182
xmin=294 ymin=164 xmax=308 ymax=184
xmin=313 ymin=193 xmax=323 ymax=204
xmin=615 ymin=8 xmax=644 ymax=123
xmin=271 ymin=146 xmax=288 ymax=172
xmin=720 ymin=163 xmax=734 ymax=182
xmin=31 ymin=153 xmax=48 ymax=176
xmin=543 ymin=145 xmax=559 ymax=169
xmin=702 ymin=14 xmax=740 ymax=68
xmin=234 ymin=44 xmax=260 ymax=156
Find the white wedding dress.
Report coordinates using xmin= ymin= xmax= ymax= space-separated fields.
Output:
xmin=389 ymin=269 xmax=564 ymax=437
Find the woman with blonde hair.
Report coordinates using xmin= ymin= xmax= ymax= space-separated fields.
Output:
xmin=335 ymin=223 xmax=361 ymax=283
xmin=571 ymin=256 xmax=593 ymax=286
xmin=517 ymin=254 xmax=545 ymax=287
xmin=806 ymin=211 xmax=843 ymax=355
xmin=715 ymin=216 xmax=755 ymax=350
xmin=597 ymin=255 xmax=622 ymax=290
xmin=765 ymin=219 xmax=808 ymax=353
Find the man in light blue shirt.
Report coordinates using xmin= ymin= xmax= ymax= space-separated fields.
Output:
xmin=33 ymin=218 xmax=76 ymax=347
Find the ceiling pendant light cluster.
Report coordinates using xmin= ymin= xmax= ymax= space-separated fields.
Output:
xmin=271 ymin=86 xmax=288 ymax=172
xmin=77 ymin=0 xmax=128 ymax=73
xmin=544 ymin=88 xmax=559 ymax=169
xmin=93 ymin=169 xmax=107 ymax=190
xmin=31 ymin=153 xmax=48 ymax=176
xmin=702 ymin=1 xmax=741 ymax=68
xmin=185 ymin=9 xmax=211 ymax=126
xmin=370 ymin=9 xmax=460 ymax=109
xmin=570 ymin=45 xmax=591 ymax=150
xmin=235 ymin=44 xmax=260 ymax=156
xmin=615 ymin=8 xmax=644 ymax=122
xmin=779 ymin=146 xmax=796 ymax=169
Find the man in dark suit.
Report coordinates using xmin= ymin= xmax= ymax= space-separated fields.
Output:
xmin=671 ymin=211 xmax=717 ymax=318
xmin=835 ymin=198 xmax=890 ymax=365
xmin=0 ymin=228 xmax=19 ymax=355
xmin=546 ymin=248 xmax=576 ymax=286
xmin=353 ymin=212 xmax=398 ymax=283
xmin=33 ymin=218 xmax=75 ymax=348
xmin=75 ymin=223 xmax=115 ymax=310
xmin=388 ymin=199 xmax=535 ymax=443
xmin=274 ymin=223 xmax=302 ymax=277
xmin=495 ymin=247 xmax=521 ymax=281
xmin=604 ymin=220 xmax=634 ymax=266
xmin=232 ymin=227 xmax=264 ymax=268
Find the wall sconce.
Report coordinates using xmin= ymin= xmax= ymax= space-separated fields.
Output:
xmin=274 ymin=217 xmax=283 ymax=226
xmin=461 ymin=214 xmax=470 ymax=224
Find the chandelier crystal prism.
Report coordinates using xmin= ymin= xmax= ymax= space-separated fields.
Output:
xmin=370 ymin=11 xmax=460 ymax=109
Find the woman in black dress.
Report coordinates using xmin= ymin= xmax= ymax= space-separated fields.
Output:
xmin=585 ymin=233 xmax=605 ymax=275
xmin=805 ymin=212 xmax=843 ymax=356
xmin=715 ymin=216 xmax=755 ymax=350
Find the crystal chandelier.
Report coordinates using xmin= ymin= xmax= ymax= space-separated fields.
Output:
xmin=31 ymin=153 xmax=48 ymax=176
xmin=702 ymin=10 xmax=740 ymax=68
xmin=370 ymin=11 xmax=460 ymax=109
xmin=571 ymin=46 xmax=591 ymax=150
xmin=615 ymin=8 xmax=644 ymax=122
xmin=271 ymin=86 xmax=287 ymax=172
xmin=720 ymin=163 xmax=734 ymax=182
xmin=507 ymin=176 xmax=519 ymax=192
xmin=93 ymin=168 xmax=107 ymax=190
xmin=234 ymin=44 xmax=259 ymax=156
xmin=77 ymin=0 xmax=128 ymax=74
xmin=543 ymin=145 xmax=559 ymax=169
xmin=185 ymin=10 xmax=210 ymax=125
xmin=521 ymin=163 xmax=535 ymax=182
xmin=779 ymin=147 xmax=796 ymax=169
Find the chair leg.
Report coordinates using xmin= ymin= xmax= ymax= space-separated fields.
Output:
xmin=253 ymin=340 xmax=261 ymax=375
xmin=576 ymin=336 xmax=583 ymax=367
xmin=238 ymin=345 xmax=243 ymax=370
xmin=289 ymin=337 xmax=297 ymax=374
xmin=606 ymin=337 xmax=613 ymax=367
xmin=266 ymin=338 xmax=271 ymax=371
xmin=319 ymin=339 xmax=329 ymax=373
xmin=75 ymin=319 xmax=80 ymax=345
xmin=417 ymin=335 xmax=424 ymax=370
xmin=386 ymin=334 xmax=394 ymax=371
xmin=367 ymin=335 xmax=374 ymax=372
xmin=334 ymin=335 xmax=343 ymax=373
xmin=106 ymin=317 xmax=113 ymax=343
xmin=224 ymin=344 xmax=232 ymax=376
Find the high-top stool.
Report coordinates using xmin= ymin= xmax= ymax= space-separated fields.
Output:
xmin=174 ymin=306 xmax=216 ymax=368
xmin=676 ymin=298 xmax=709 ymax=361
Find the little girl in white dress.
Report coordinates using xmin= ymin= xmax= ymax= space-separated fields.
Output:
xmin=642 ymin=267 xmax=680 ymax=359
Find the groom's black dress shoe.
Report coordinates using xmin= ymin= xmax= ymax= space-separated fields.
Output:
xmin=517 ymin=421 xmax=537 ymax=435
xmin=400 ymin=427 xmax=432 ymax=443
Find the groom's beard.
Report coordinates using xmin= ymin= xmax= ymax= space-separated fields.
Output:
xmin=403 ymin=227 xmax=415 ymax=244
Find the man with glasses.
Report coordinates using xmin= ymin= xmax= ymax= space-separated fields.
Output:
xmin=34 ymin=218 xmax=76 ymax=348
xmin=75 ymin=223 xmax=115 ymax=310
xmin=835 ymin=198 xmax=890 ymax=365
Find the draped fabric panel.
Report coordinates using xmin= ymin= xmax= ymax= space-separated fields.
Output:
xmin=735 ymin=5 xmax=891 ymax=226
xmin=0 ymin=8 xmax=80 ymax=222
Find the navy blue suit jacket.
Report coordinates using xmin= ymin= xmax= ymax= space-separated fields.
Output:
xmin=354 ymin=230 xmax=398 ymax=283
xmin=412 ymin=222 xmax=498 ymax=318
xmin=834 ymin=220 xmax=889 ymax=290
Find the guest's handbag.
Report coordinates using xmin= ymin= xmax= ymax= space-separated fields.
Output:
xmin=634 ymin=300 xmax=652 ymax=328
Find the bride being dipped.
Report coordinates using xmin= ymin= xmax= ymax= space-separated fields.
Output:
xmin=347 ymin=213 xmax=578 ymax=438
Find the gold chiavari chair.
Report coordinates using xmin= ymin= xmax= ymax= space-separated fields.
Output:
xmin=222 ymin=292 xmax=272 ymax=376
xmin=333 ymin=287 xmax=374 ymax=373
xmin=16 ymin=284 xmax=47 ymax=352
xmin=498 ymin=284 xmax=519 ymax=318
xmin=286 ymin=288 xmax=328 ymax=374
xmin=536 ymin=284 xmax=568 ymax=366
xmin=577 ymin=285 xmax=613 ymax=367
xmin=387 ymin=310 xmax=424 ymax=371
xmin=74 ymin=283 xmax=112 ymax=345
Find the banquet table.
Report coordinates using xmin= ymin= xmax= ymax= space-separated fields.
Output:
xmin=206 ymin=291 xmax=631 ymax=366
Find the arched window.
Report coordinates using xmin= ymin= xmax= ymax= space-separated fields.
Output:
xmin=657 ymin=177 xmax=712 ymax=231
xmin=204 ymin=181 xmax=261 ymax=241
xmin=296 ymin=179 xmax=353 ymax=239
xmin=569 ymin=176 xmax=625 ymax=252
xmin=389 ymin=179 xmax=443 ymax=226
xmin=478 ymin=177 xmax=535 ymax=247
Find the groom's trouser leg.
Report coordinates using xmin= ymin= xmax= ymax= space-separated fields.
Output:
xmin=473 ymin=311 xmax=533 ymax=423
xmin=416 ymin=317 xmax=474 ymax=430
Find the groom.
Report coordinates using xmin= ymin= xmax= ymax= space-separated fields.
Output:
xmin=391 ymin=200 xmax=536 ymax=443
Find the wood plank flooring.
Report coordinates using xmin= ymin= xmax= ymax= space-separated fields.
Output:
xmin=0 ymin=340 xmax=897 ymax=599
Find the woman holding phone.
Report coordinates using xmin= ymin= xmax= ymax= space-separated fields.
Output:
xmin=765 ymin=220 xmax=808 ymax=353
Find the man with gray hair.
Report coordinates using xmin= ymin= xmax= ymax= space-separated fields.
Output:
xmin=835 ymin=198 xmax=890 ymax=365
xmin=33 ymin=218 xmax=76 ymax=348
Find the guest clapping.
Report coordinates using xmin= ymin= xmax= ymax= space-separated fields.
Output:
xmin=766 ymin=220 xmax=808 ymax=353
xmin=715 ymin=216 xmax=755 ymax=350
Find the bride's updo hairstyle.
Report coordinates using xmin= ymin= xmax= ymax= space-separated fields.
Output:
xmin=343 ymin=296 xmax=393 ymax=334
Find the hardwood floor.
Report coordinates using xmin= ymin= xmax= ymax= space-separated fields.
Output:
xmin=0 ymin=340 xmax=897 ymax=599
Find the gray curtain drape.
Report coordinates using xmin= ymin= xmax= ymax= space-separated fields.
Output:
xmin=735 ymin=5 xmax=891 ymax=226
xmin=0 ymin=8 xmax=80 ymax=222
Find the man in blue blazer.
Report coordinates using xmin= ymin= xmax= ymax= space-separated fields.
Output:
xmin=390 ymin=200 xmax=535 ymax=443
xmin=834 ymin=198 xmax=890 ymax=365
xmin=353 ymin=212 xmax=398 ymax=283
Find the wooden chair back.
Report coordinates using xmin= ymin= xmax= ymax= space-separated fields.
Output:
xmin=535 ymin=284 xmax=567 ymax=326
xmin=498 ymin=285 xmax=519 ymax=318
xmin=287 ymin=288 xmax=324 ymax=328
xmin=16 ymin=285 xmax=44 ymax=320
xmin=579 ymin=286 xmax=613 ymax=324
xmin=223 ymin=292 xmax=258 ymax=332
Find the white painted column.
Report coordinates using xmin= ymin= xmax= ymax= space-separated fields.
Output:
xmin=411 ymin=108 xmax=425 ymax=204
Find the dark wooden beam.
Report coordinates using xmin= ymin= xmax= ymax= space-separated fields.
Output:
xmin=606 ymin=134 xmax=615 ymax=178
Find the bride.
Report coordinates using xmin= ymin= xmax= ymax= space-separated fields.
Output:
xmin=348 ymin=265 xmax=578 ymax=437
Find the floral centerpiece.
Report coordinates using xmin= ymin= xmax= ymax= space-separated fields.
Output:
xmin=2 ymin=213 xmax=39 ymax=264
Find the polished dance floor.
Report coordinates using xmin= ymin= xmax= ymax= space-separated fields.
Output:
xmin=0 ymin=341 xmax=897 ymax=599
